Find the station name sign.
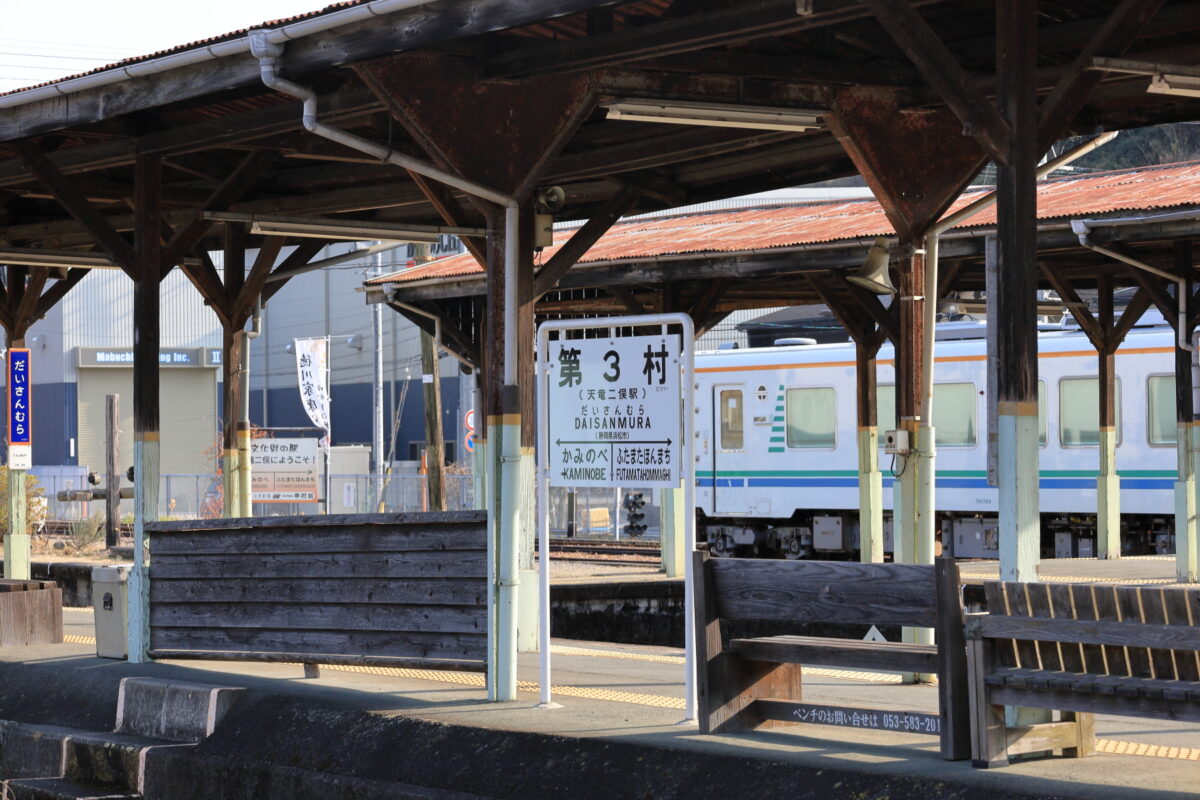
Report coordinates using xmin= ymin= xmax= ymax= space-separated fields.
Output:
xmin=77 ymin=347 xmax=221 ymax=368
xmin=7 ymin=349 xmax=32 ymax=470
xmin=546 ymin=334 xmax=681 ymax=488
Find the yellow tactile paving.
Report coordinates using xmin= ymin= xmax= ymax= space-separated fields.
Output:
xmin=550 ymin=644 xmax=903 ymax=683
xmin=551 ymin=644 xmax=684 ymax=664
xmin=1096 ymin=738 xmax=1200 ymax=761
xmin=317 ymin=663 xmax=685 ymax=708
xmin=957 ymin=569 xmax=1178 ymax=586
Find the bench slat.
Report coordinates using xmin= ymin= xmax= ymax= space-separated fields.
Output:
xmin=1163 ymin=589 xmax=1200 ymax=682
xmin=730 ymin=636 xmax=938 ymax=674
xmin=709 ymin=559 xmax=935 ymax=627
xmin=977 ymin=614 xmax=1200 ymax=652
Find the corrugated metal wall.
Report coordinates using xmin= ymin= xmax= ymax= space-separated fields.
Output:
xmin=57 ymin=269 xmax=220 ymax=383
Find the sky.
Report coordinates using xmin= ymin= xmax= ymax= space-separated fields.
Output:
xmin=1 ymin=0 xmax=333 ymax=93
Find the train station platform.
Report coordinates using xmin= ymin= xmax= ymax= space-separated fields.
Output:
xmin=0 ymin=606 xmax=1191 ymax=799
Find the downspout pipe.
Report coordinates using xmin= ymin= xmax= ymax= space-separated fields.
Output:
xmin=1071 ymin=219 xmax=1194 ymax=352
xmin=249 ymin=32 xmax=522 ymax=700
xmin=248 ymin=30 xmax=520 ymax=378
xmin=236 ymin=299 xmax=263 ymax=516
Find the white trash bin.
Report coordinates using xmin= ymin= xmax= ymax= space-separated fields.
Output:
xmin=92 ymin=566 xmax=130 ymax=659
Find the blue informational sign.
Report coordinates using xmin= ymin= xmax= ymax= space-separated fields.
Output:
xmin=7 ymin=348 xmax=31 ymax=446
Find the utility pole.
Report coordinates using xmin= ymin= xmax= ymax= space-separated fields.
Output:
xmin=421 ymin=330 xmax=446 ymax=511
xmin=105 ymin=395 xmax=121 ymax=548
xmin=372 ymin=244 xmax=385 ymax=496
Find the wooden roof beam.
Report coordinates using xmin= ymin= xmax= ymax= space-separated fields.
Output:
xmin=33 ymin=268 xmax=88 ymax=320
xmin=533 ymin=185 xmax=640 ymax=298
xmin=159 ymin=150 xmax=277 ymax=278
xmin=858 ymin=0 xmax=1011 ymax=165
xmin=1039 ymin=261 xmax=1105 ymax=349
xmin=15 ymin=140 xmax=139 ymax=275
xmin=1036 ymin=0 xmax=1169 ymax=154
xmin=486 ymin=0 xmax=903 ymax=80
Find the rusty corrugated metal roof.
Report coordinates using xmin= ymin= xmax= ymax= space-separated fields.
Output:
xmin=368 ymin=160 xmax=1200 ymax=287
xmin=0 ymin=0 xmax=672 ymax=100
xmin=0 ymin=1 xmax=375 ymax=99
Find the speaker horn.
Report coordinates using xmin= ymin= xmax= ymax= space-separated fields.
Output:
xmin=847 ymin=236 xmax=896 ymax=295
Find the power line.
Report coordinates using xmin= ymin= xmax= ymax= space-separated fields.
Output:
xmin=0 ymin=51 xmax=118 ymax=62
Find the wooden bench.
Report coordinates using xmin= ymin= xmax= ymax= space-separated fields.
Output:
xmin=692 ymin=552 xmax=970 ymax=760
xmin=966 ymin=580 xmax=1200 ymax=768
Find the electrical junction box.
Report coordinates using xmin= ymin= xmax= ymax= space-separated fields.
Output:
xmin=884 ymin=429 xmax=910 ymax=455
xmin=812 ymin=515 xmax=847 ymax=551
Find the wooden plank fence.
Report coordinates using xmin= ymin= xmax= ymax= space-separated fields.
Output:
xmin=0 ymin=579 xmax=63 ymax=647
xmin=146 ymin=511 xmax=487 ymax=671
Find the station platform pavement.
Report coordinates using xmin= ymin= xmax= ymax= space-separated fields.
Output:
xmin=26 ymin=603 xmax=1198 ymax=799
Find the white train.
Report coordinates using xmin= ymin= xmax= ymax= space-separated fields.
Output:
xmin=694 ymin=321 xmax=1182 ymax=560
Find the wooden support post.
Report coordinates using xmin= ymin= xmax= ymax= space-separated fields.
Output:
xmin=421 ymin=330 xmax=446 ymax=512
xmin=222 ymin=224 xmax=245 ymax=518
xmin=128 ymin=152 xmax=161 ymax=664
xmin=221 ymin=326 xmax=243 ymax=518
xmin=1096 ymin=276 xmax=1120 ymax=559
xmin=857 ymin=338 xmax=884 ymax=563
xmin=994 ymin=0 xmax=1040 ymax=584
xmin=1178 ymin=242 xmax=1199 ymax=582
xmin=809 ymin=276 xmax=887 ymax=564
xmin=894 ymin=250 xmax=923 ymax=559
xmin=106 ymin=395 xmax=121 ymax=549
xmin=896 ymin=249 xmax=932 ymax=657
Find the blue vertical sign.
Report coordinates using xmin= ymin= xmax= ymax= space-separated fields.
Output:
xmin=8 ymin=349 xmax=31 ymax=469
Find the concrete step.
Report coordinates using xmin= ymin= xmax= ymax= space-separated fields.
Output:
xmin=115 ymin=677 xmax=245 ymax=743
xmin=0 ymin=720 xmax=79 ymax=780
xmin=62 ymin=731 xmax=182 ymax=793
xmin=2 ymin=777 xmax=139 ymax=800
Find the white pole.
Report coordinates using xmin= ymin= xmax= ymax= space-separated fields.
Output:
xmin=325 ymin=335 xmax=332 ymax=514
xmin=536 ymin=327 xmax=557 ymax=707
xmin=680 ymin=317 xmax=696 ymax=723
xmin=372 ymin=245 xmax=385 ymax=480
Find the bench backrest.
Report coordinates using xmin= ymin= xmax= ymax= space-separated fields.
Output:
xmin=976 ymin=581 xmax=1200 ymax=682
xmin=708 ymin=558 xmax=938 ymax=628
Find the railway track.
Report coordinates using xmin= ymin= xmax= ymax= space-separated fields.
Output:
xmin=546 ymin=540 xmax=661 ymax=564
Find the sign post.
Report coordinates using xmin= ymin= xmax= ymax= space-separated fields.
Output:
xmin=536 ymin=314 xmax=695 ymax=717
xmin=294 ymin=337 xmax=332 ymax=513
xmin=5 ymin=349 xmax=32 ymax=579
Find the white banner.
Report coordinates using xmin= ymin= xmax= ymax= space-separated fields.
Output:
xmin=546 ymin=333 xmax=681 ymax=488
xmin=294 ymin=337 xmax=331 ymax=446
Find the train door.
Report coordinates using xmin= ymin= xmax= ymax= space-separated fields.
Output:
xmin=712 ymin=384 xmax=749 ymax=515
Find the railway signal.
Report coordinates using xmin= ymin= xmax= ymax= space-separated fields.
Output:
xmin=623 ymin=491 xmax=647 ymax=538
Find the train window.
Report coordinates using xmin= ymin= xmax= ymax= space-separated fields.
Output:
xmin=785 ymin=387 xmax=836 ymax=448
xmin=1148 ymin=375 xmax=1177 ymax=445
xmin=881 ymin=382 xmax=1046 ymax=444
xmin=933 ymin=383 xmax=977 ymax=446
xmin=877 ymin=385 xmax=896 ymax=432
xmin=1038 ymin=380 xmax=1048 ymax=446
xmin=1059 ymin=377 xmax=1122 ymax=445
xmin=719 ymin=389 xmax=744 ymax=449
